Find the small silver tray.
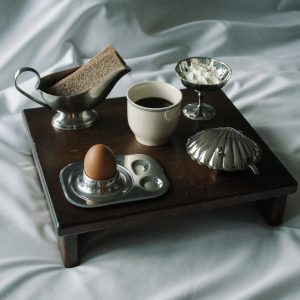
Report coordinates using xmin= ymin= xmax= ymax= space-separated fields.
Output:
xmin=60 ymin=154 xmax=170 ymax=208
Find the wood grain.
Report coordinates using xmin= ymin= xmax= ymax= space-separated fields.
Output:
xmin=23 ymin=89 xmax=298 ymax=237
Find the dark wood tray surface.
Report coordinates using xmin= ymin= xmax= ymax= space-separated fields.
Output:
xmin=23 ymin=89 xmax=297 ymax=236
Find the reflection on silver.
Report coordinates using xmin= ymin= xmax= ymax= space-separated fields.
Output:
xmin=60 ymin=154 xmax=170 ymax=208
xmin=14 ymin=66 xmax=130 ymax=130
xmin=186 ymin=127 xmax=262 ymax=175
xmin=75 ymin=167 xmax=130 ymax=199
xmin=175 ymin=57 xmax=231 ymax=121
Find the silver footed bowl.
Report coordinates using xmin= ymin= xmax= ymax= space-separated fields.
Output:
xmin=186 ymin=127 xmax=262 ymax=175
xmin=175 ymin=57 xmax=231 ymax=121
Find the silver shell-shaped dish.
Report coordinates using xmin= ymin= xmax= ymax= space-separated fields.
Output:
xmin=186 ymin=127 xmax=262 ymax=175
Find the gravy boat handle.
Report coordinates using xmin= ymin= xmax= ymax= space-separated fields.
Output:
xmin=14 ymin=67 xmax=51 ymax=109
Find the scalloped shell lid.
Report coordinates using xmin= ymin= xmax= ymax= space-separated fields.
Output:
xmin=186 ymin=127 xmax=262 ymax=175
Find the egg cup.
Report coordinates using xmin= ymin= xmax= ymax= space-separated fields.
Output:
xmin=75 ymin=166 xmax=131 ymax=201
xmin=60 ymin=154 xmax=170 ymax=208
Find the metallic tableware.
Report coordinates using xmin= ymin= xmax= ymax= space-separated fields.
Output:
xmin=186 ymin=127 xmax=262 ymax=175
xmin=60 ymin=154 xmax=170 ymax=208
xmin=14 ymin=66 xmax=130 ymax=130
xmin=175 ymin=57 xmax=231 ymax=121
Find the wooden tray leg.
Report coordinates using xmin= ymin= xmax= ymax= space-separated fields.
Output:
xmin=257 ymin=196 xmax=287 ymax=226
xmin=57 ymin=235 xmax=79 ymax=268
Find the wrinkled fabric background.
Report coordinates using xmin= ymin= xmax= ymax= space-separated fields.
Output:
xmin=1 ymin=1 xmax=300 ymax=299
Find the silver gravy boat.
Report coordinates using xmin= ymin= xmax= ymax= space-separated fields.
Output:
xmin=14 ymin=65 xmax=130 ymax=130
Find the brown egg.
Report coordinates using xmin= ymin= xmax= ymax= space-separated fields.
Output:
xmin=83 ymin=144 xmax=117 ymax=180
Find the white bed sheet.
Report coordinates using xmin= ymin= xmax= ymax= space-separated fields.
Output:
xmin=1 ymin=1 xmax=300 ymax=299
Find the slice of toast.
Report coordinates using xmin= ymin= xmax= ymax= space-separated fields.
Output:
xmin=47 ymin=45 xmax=128 ymax=96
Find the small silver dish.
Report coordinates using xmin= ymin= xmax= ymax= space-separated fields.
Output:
xmin=186 ymin=127 xmax=262 ymax=175
xmin=175 ymin=57 xmax=231 ymax=121
xmin=14 ymin=66 xmax=130 ymax=130
xmin=60 ymin=154 xmax=169 ymax=208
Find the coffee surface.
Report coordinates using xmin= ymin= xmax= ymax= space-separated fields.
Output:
xmin=135 ymin=97 xmax=173 ymax=108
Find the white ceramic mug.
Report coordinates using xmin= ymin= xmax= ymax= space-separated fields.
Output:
xmin=126 ymin=81 xmax=182 ymax=146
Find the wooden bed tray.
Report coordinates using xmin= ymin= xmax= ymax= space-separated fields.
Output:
xmin=23 ymin=89 xmax=298 ymax=267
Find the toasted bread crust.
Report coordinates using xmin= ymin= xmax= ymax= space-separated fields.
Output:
xmin=47 ymin=45 xmax=128 ymax=96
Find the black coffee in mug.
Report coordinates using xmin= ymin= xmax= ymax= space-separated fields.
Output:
xmin=135 ymin=97 xmax=173 ymax=108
